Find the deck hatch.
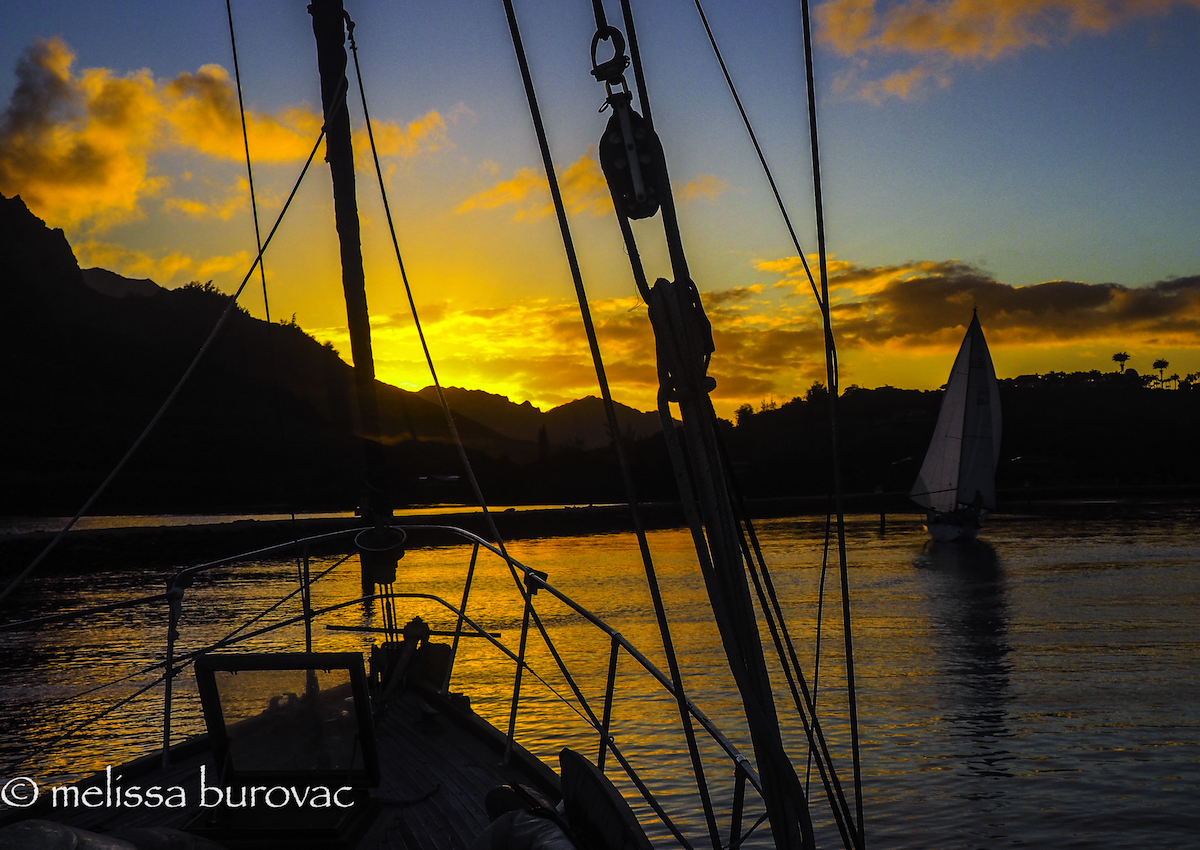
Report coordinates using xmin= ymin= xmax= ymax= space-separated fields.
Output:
xmin=194 ymin=652 xmax=380 ymax=788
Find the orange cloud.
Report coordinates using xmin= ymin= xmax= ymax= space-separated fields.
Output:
xmin=74 ymin=238 xmax=249 ymax=284
xmin=0 ymin=38 xmax=451 ymax=232
xmin=305 ymin=259 xmax=1200 ymax=417
xmin=456 ymin=151 xmax=611 ymax=220
xmin=0 ymin=38 xmax=165 ymax=229
xmin=354 ymin=109 xmax=453 ymax=169
xmin=163 ymin=177 xmax=250 ymax=220
xmin=559 ymin=154 xmax=611 ymax=216
xmin=817 ymin=0 xmax=1200 ymax=101
xmin=310 ymin=284 xmax=829 ymax=416
xmin=163 ymin=64 xmax=320 ymax=162
xmin=455 ymin=166 xmax=547 ymax=216
xmin=681 ymin=174 xmax=730 ymax=202
xmin=756 ymin=253 xmax=1200 ymax=349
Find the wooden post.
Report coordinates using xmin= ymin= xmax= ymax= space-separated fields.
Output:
xmin=310 ymin=0 xmax=393 ymax=595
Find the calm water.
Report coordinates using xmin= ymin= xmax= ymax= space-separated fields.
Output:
xmin=2 ymin=511 xmax=1198 ymax=848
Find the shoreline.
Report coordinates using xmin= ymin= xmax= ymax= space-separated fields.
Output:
xmin=2 ymin=486 xmax=1197 ymax=575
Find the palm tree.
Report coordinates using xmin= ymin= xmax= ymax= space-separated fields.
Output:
xmin=1153 ymin=358 xmax=1169 ymax=387
xmin=1112 ymin=352 xmax=1130 ymax=372
xmin=1169 ymin=373 xmax=1180 ymax=390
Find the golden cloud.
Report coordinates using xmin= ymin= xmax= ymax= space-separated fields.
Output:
xmin=308 ymin=259 xmax=1200 ymax=416
xmin=0 ymin=38 xmax=165 ymax=229
xmin=816 ymin=0 xmax=1200 ymax=101
xmin=355 ymin=109 xmax=451 ymax=169
xmin=0 ymin=38 xmax=450 ymax=231
xmin=455 ymin=166 xmax=546 ymax=216
xmin=681 ymin=174 xmax=730 ymax=202
xmin=163 ymin=65 xmax=320 ymax=162
xmin=308 ymin=283 xmax=833 ymax=416
xmin=74 ymin=238 xmax=249 ymax=285
xmin=163 ymin=177 xmax=250 ymax=220
xmin=455 ymin=151 xmax=611 ymax=220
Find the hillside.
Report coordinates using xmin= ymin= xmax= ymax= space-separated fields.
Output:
xmin=0 ymin=193 xmax=647 ymax=513
xmin=415 ymin=387 xmax=663 ymax=450
xmin=727 ymin=375 xmax=1200 ymax=500
xmin=3 ymin=191 xmax=1197 ymax=517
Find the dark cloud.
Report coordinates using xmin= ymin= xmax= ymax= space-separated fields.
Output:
xmin=835 ymin=265 xmax=1200 ymax=346
xmin=704 ymin=286 xmax=764 ymax=306
xmin=2 ymin=38 xmax=75 ymax=136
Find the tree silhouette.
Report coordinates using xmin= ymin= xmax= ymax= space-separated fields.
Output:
xmin=1112 ymin=351 xmax=1130 ymax=372
xmin=1153 ymin=358 xmax=1169 ymax=386
xmin=1169 ymin=373 xmax=1180 ymax=390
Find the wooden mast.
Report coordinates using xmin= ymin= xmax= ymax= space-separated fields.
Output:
xmin=310 ymin=0 xmax=399 ymax=592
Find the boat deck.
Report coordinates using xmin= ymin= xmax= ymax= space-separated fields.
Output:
xmin=2 ymin=685 xmax=562 ymax=850
xmin=360 ymin=688 xmax=560 ymax=850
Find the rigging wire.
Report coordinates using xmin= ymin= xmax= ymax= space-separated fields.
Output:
xmin=717 ymin=442 xmax=859 ymax=842
xmin=611 ymin=3 xmax=825 ymax=848
xmin=807 ymin=503 xmax=834 ymax=793
xmin=342 ymin=15 xmax=623 ymax=777
xmin=598 ymin=1 xmax=860 ymax=845
xmin=689 ymin=0 xmax=823 ymax=310
xmin=0 ymin=100 xmax=341 ymax=609
xmin=224 ymin=0 xmax=307 ymax=605
xmin=4 ymin=673 xmax=168 ymax=773
xmin=798 ymin=0 xmax=864 ymax=841
xmin=226 ymin=0 xmax=270 ymax=327
xmin=675 ymin=0 xmax=864 ymax=840
xmin=499 ymin=1 xmax=722 ymax=844
xmin=344 ymin=22 xmax=500 ymax=552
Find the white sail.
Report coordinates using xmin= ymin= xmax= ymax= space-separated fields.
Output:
xmin=911 ymin=313 xmax=1002 ymax=513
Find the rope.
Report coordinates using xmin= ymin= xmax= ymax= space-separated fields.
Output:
xmin=799 ymin=0 xmax=863 ymax=841
xmin=590 ymin=0 xmax=608 ymax=31
xmin=714 ymin=433 xmax=859 ymax=844
xmin=500 ymin=1 xmax=722 ymax=843
xmin=225 ymin=0 xmax=303 ymax=554
xmin=690 ymin=0 xmax=823 ymax=309
xmin=344 ymin=16 xmax=609 ymax=761
xmin=0 ymin=98 xmax=340 ymax=609
xmin=616 ymin=0 xmax=690 ymax=284
xmin=605 ymin=3 xmax=820 ymax=846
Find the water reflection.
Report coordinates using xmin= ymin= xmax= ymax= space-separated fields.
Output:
xmin=915 ymin=539 xmax=1014 ymax=786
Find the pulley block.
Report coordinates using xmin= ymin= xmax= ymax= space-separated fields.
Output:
xmin=599 ymin=94 xmax=665 ymax=220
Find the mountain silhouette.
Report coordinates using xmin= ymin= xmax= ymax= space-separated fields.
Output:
xmin=81 ymin=267 xmax=163 ymax=299
xmin=0 ymin=192 xmax=672 ymax=514
xmin=6 ymin=191 xmax=1196 ymax=516
xmin=416 ymin=386 xmax=663 ymax=449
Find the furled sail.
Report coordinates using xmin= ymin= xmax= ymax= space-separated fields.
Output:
xmin=911 ymin=312 xmax=1002 ymax=513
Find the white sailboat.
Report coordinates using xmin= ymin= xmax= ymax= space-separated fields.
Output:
xmin=911 ymin=310 xmax=1002 ymax=542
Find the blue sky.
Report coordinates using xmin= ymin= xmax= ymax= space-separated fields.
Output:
xmin=2 ymin=0 xmax=1198 ymax=413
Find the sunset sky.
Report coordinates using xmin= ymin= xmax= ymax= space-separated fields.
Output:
xmin=3 ymin=0 xmax=1198 ymax=417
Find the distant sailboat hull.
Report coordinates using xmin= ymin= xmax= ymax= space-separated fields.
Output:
xmin=924 ymin=509 xmax=985 ymax=542
xmin=911 ymin=312 xmax=1002 ymax=541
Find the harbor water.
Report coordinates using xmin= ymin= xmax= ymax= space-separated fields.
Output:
xmin=1 ymin=508 xmax=1198 ymax=848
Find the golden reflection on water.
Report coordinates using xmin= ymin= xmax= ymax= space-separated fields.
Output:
xmin=1 ymin=522 xmax=857 ymax=844
xmin=5 ymin=513 xmax=1199 ymax=848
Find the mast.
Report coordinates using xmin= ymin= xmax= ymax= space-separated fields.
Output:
xmin=310 ymin=0 xmax=398 ymax=589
